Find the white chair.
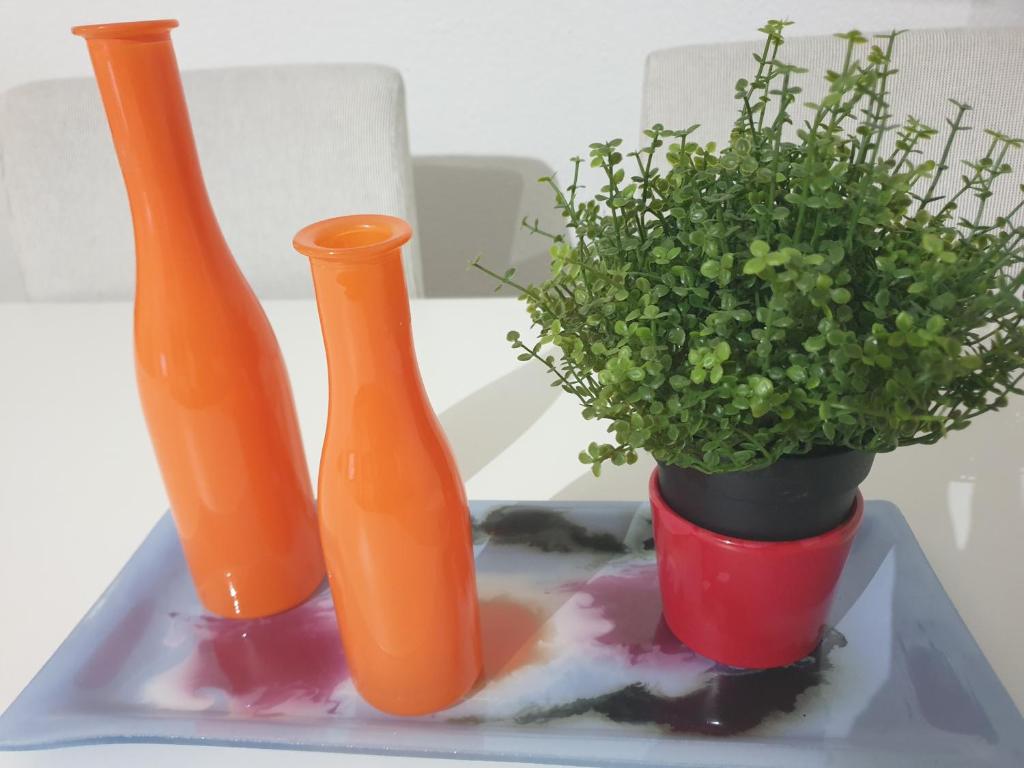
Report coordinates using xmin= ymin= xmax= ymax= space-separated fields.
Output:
xmin=0 ymin=63 xmax=421 ymax=301
xmin=642 ymin=27 xmax=1024 ymax=278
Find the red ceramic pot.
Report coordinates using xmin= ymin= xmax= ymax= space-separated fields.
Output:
xmin=650 ymin=468 xmax=863 ymax=668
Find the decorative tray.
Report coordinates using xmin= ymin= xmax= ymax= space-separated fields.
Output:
xmin=1 ymin=500 xmax=1022 ymax=767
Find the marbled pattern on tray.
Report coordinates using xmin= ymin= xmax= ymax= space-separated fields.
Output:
xmin=2 ymin=501 xmax=1022 ymax=768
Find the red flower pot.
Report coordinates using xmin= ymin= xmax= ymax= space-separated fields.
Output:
xmin=650 ymin=468 xmax=863 ymax=668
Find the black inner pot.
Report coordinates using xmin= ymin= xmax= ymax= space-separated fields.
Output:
xmin=657 ymin=447 xmax=875 ymax=542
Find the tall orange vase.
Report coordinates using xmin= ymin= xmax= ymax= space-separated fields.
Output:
xmin=294 ymin=215 xmax=482 ymax=716
xmin=73 ymin=20 xmax=324 ymax=618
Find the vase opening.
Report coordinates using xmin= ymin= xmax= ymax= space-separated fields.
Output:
xmin=293 ymin=215 xmax=411 ymax=262
xmin=71 ymin=19 xmax=178 ymax=41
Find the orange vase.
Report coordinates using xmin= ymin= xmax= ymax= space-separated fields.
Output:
xmin=294 ymin=215 xmax=482 ymax=716
xmin=73 ymin=20 xmax=324 ymax=618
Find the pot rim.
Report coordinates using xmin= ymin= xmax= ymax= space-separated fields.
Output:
xmin=656 ymin=445 xmax=873 ymax=474
xmin=649 ymin=468 xmax=864 ymax=549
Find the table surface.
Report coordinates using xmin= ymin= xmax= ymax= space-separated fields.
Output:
xmin=1 ymin=298 xmax=1021 ymax=768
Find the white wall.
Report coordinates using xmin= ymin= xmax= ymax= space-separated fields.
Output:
xmin=4 ymin=0 xmax=1023 ymax=293
xmin=3 ymin=0 xmax=1021 ymax=169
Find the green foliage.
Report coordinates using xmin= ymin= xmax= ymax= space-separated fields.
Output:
xmin=475 ymin=20 xmax=1024 ymax=475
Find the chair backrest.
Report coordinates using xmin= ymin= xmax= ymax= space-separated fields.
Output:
xmin=642 ymin=27 xmax=1024 ymax=274
xmin=0 ymin=63 xmax=420 ymax=301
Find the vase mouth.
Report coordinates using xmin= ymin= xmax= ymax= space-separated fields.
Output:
xmin=293 ymin=215 xmax=412 ymax=263
xmin=72 ymin=19 xmax=179 ymax=41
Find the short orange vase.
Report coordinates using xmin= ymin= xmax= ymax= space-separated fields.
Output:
xmin=294 ymin=215 xmax=483 ymax=716
xmin=73 ymin=20 xmax=324 ymax=618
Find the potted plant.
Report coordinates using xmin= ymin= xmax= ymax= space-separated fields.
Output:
xmin=475 ymin=20 xmax=1024 ymax=668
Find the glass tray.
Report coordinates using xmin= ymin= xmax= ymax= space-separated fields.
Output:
xmin=1 ymin=500 xmax=1021 ymax=767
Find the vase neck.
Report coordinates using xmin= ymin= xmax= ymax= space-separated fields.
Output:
xmin=82 ymin=33 xmax=223 ymax=257
xmin=311 ymin=249 xmax=418 ymax=393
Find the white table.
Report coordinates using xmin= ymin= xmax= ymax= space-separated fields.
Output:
xmin=1 ymin=299 xmax=1021 ymax=767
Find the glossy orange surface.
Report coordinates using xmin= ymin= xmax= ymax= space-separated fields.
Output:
xmin=294 ymin=215 xmax=483 ymax=716
xmin=73 ymin=20 xmax=323 ymax=618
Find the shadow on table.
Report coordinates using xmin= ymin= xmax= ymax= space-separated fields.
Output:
xmin=438 ymin=362 xmax=560 ymax=482
xmin=553 ymin=459 xmax=653 ymax=501
xmin=413 ymin=155 xmax=563 ymax=297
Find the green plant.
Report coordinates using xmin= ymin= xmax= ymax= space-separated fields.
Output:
xmin=474 ymin=20 xmax=1024 ymax=475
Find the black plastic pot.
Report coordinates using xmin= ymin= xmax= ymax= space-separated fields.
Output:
xmin=657 ymin=447 xmax=875 ymax=542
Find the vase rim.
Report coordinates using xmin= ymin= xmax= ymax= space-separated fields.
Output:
xmin=72 ymin=19 xmax=178 ymax=41
xmin=293 ymin=215 xmax=412 ymax=263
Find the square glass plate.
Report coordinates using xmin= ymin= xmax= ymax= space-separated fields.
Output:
xmin=1 ymin=500 xmax=1021 ymax=767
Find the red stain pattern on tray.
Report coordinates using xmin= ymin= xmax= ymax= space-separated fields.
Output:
xmin=186 ymin=593 xmax=348 ymax=712
xmin=568 ymin=564 xmax=692 ymax=661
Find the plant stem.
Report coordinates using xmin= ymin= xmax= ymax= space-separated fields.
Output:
xmin=920 ymin=101 xmax=971 ymax=209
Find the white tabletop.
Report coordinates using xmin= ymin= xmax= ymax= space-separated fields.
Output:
xmin=1 ymin=298 xmax=1021 ymax=767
